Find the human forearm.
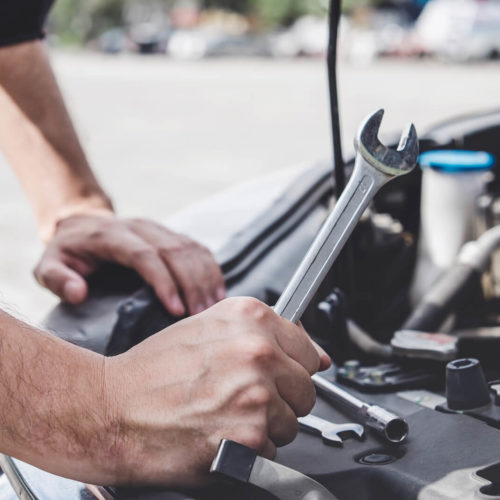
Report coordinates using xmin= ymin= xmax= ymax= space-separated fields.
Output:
xmin=0 ymin=41 xmax=112 ymax=241
xmin=0 ymin=310 xmax=117 ymax=483
xmin=0 ymin=298 xmax=330 ymax=486
xmin=0 ymin=40 xmax=226 ymax=313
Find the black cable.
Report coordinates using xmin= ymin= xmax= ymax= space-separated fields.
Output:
xmin=327 ymin=0 xmax=355 ymax=301
xmin=327 ymin=0 xmax=344 ymax=196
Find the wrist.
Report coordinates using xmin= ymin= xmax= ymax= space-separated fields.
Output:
xmin=0 ymin=313 xmax=124 ymax=484
xmin=54 ymin=349 xmax=125 ymax=485
xmin=41 ymin=193 xmax=114 ymax=243
xmin=100 ymin=354 xmax=136 ymax=484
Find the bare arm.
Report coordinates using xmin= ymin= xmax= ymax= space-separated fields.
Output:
xmin=0 ymin=298 xmax=330 ymax=486
xmin=0 ymin=309 xmax=116 ymax=483
xmin=0 ymin=41 xmax=112 ymax=241
xmin=0 ymin=41 xmax=225 ymax=315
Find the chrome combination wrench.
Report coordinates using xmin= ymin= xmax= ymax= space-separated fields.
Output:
xmin=275 ymin=109 xmax=418 ymax=444
xmin=298 ymin=414 xmax=365 ymax=446
xmin=274 ymin=108 xmax=418 ymax=322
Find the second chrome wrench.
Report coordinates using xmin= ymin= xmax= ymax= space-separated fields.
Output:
xmin=275 ymin=109 xmax=418 ymax=444
xmin=298 ymin=414 xmax=365 ymax=446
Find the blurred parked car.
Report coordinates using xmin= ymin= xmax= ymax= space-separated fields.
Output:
xmin=130 ymin=22 xmax=172 ymax=53
xmin=414 ymin=0 xmax=500 ymax=61
xmin=167 ymin=29 xmax=268 ymax=59
xmin=268 ymin=16 xmax=328 ymax=58
xmin=341 ymin=6 xmax=413 ymax=63
xmin=98 ymin=28 xmax=128 ymax=54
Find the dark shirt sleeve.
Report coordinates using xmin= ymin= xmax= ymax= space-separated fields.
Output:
xmin=0 ymin=0 xmax=55 ymax=47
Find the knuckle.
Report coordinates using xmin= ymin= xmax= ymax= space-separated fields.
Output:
xmin=158 ymin=244 xmax=182 ymax=259
xmin=158 ymin=236 xmax=194 ymax=257
xmin=88 ymin=219 xmax=114 ymax=239
xmin=88 ymin=228 xmax=107 ymax=241
xmin=243 ymin=337 xmax=277 ymax=366
xmin=233 ymin=297 xmax=270 ymax=322
xmin=240 ymin=384 xmax=273 ymax=410
xmin=240 ymin=426 xmax=268 ymax=452
xmin=130 ymin=247 xmax=157 ymax=263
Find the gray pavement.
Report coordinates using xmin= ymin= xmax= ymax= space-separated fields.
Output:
xmin=1 ymin=52 xmax=500 ymax=322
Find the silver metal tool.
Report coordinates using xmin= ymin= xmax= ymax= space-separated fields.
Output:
xmin=211 ymin=439 xmax=339 ymax=500
xmin=274 ymin=109 xmax=417 ymax=444
xmin=298 ymin=414 xmax=365 ymax=446
xmin=274 ymin=108 xmax=418 ymax=323
xmin=312 ymin=374 xmax=409 ymax=444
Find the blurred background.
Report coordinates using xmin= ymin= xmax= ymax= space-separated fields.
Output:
xmin=46 ymin=0 xmax=500 ymax=62
xmin=1 ymin=0 xmax=500 ymax=321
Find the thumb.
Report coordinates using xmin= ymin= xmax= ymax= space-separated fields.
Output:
xmin=34 ymin=259 xmax=88 ymax=304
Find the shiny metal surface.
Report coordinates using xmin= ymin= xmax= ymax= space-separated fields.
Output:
xmin=248 ymin=455 xmax=338 ymax=500
xmin=274 ymin=109 xmax=418 ymax=323
xmin=312 ymin=374 xmax=409 ymax=444
xmin=297 ymin=414 xmax=364 ymax=446
xmin=0 ymin=455 xmax=95 ymax=500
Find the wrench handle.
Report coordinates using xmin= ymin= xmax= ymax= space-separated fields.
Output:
xmin=312 ymin=374 xmax=409 ymax=444
xmin=274 ymin=158 xmax=388 ymax=323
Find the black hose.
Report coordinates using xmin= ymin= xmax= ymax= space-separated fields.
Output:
xmin=328 ymin=0 xmax=344 ymax=195
xmin=327 ymin=0 xmax=355 ymax=298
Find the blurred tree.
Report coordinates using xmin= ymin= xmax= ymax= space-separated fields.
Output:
xmin=50 ymin=0 xmax=124 ymax=43
xmin=201 ymin=0 xmax=327 ymax=27
xmin=49 ymin=0 xmax=377 ymax=44
xmin=342 ymin=0 xmax=373 ymax=10
xmin=249 ymin=0 xmax=327 ymax=27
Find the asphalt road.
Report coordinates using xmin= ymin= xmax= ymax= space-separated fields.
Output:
xmin=1 ymin=52 xmax=500 ymax=322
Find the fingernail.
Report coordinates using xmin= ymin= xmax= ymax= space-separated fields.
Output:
xmin=216 ymin=286 xmax=226 ymax=301
xmin=63 ymin=281 xmax=85 ymax=304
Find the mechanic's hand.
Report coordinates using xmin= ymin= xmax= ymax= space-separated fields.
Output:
xmin=104 ymin=297 xmax=331 ymax=487
xmin=34 ymin=214 xmax=225 ymax=316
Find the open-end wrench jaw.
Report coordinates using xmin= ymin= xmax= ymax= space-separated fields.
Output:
xmin=322 ymin=424 xmax=365 ymax=446
xmin=298 ymin=414 xmax=365 ymax=447
xmin=355 ymin=109 xmax=419 ymax=177
xmin=274 ymin=108 xmax=419 ymax=323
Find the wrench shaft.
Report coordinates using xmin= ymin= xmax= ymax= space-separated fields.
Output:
xmin=274 ymin=160 xmax=388 ymax=323
xmin=312 ymin=373 xmax=364 ymax=411
xmin=273 ymin=109 xmax=417 ymax=445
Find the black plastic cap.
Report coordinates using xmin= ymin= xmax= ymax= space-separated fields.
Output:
xmin=210 ymin=439 xmax=257 ymax=483
xmin=446 ymin=358 xmax=491 ymax=410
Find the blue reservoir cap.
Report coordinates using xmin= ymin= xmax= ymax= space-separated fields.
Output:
xmin=419 ymin=150 xmax=495 ymax=173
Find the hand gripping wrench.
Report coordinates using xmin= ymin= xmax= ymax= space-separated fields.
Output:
xmin=210 ymin=110 xmax=416 ymax=500
xmin=298 ymin=414 xmax=365 ymax=446
xmin=275 ymin=109 xmax=418 ymax=443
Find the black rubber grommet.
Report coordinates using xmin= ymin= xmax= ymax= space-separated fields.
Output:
xmin=359 ymin=453 xmax=395 ymax=466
